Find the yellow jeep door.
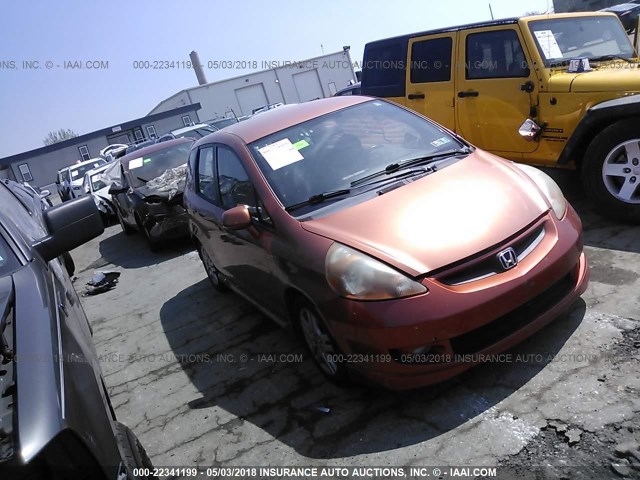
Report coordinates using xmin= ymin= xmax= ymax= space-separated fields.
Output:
xmin=456 ymin=27 xmax=539 ymax=154
xmin=406 ymin=33 xmax=456 ymax=129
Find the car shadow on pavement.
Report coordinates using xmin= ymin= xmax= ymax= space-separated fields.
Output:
xmin=160 ymin=278 xmax=586 ymax=459
xmin=95 ymin=228 xmax=195 ymax=270
xmin=541 ymin=167 xmax=640 ymax=255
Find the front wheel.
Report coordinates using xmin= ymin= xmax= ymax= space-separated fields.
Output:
xmin=582 ymin=119 xmax=640 ymax=223
xmin=117 ymin=208 xmax=135 ymax=235
xmin=197 ymin=243 xmax=228 ymax=292
xmin=294 ymin=298 xmax=347 ymax=384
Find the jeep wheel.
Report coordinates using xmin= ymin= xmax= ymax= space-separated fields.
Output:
xmin=117 ymin=209 xmax=135 ymax=235
xmin=583 ymin=119 xmax=640 ymax=222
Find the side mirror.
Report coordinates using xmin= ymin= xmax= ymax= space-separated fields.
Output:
xmin=39 ymin=189 xmax=52 ymax=198
xmin=222 ymin=205 xmax=252 ymax=230
xmin=32 ymin=196 xmax=104 ymax=263
xmin=108 ymin=184 xmax=127 ymax=195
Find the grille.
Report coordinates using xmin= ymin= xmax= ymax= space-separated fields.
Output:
xmin=449 ymin=270 xmax=575 ymax=355
xmin=439 ymin=223 xmax=546 ymax=286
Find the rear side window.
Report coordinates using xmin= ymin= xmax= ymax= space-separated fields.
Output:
xmin=361 ymin=41 xmax=407 ymax=97
xmin=410 ymin=37 xmax=453 ymax=83
xmin=466 ymin=30 xmax=530 ymax=79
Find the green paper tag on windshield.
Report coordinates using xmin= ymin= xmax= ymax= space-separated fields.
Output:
xmin=292 ymin=139 xmax=309 ymax=150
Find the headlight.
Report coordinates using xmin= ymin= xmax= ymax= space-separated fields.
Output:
xmin=516 ymin=164 xmax=567 ymax=219
xmin=325 ymin=243 xmax=427 ymax=301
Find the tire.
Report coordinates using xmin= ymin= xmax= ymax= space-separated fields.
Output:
xmin=61 ymin=251 xmax=75 ymax=277
xmin=582 ymin=118 xmax=640 ymax=223
xmin=115 ymin=422 xmax=156 ymax=479
xmin=136 ymin=214 xmax=160 ymax=252
xmin=197 ymin=243 xmax=228 ymax=292
xmin=117 ymin=209 xmax=135 ymax=235
xmin=293 ymin=297 xmax=347 ymax=384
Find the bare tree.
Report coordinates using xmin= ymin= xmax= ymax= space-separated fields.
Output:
xmin=43 ymin=128 xmax=79 ymax=145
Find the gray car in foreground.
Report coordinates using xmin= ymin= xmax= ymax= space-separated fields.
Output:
xmin=0 ymin=180 xmax=154 ymax=479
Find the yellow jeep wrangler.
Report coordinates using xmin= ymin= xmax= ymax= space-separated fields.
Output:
xmin=361 ymin=12 xmax=640 ymax=221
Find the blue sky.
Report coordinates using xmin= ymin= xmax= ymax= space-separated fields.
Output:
xmin=0 ymin=0 xmax=551 ymax=158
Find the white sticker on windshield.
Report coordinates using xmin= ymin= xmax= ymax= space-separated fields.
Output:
xmin=534 ymin=30 xmax=563 ymax=59
xmin=129 ymin=157 xmax=143 ymax=169
xmin=258 ymin=139 xmax=304 ymax=170
xmin=71 ymin=170 xmax=79 ymax=177
xmin=431 ymin=136 xmax=451 ymax=147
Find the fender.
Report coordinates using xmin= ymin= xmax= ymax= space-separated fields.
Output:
xmin=557 ymin=94 xmax=640 ymax=165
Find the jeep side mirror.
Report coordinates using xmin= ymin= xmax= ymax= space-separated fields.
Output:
xmin=222 ymin=205 xmax=252 ymax=230
xmin=32 ymin=196 xmax=104 ymax=262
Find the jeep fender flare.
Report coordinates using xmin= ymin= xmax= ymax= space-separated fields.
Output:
xmin=557 ymin=94 xmax=640 ymax=166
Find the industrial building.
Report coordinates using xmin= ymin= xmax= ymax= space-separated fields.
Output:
xmin=0 ymin=104 xmax=201 ymax=187
xmin=1 ymin=48 xmax=357 ymax=188
xmin=149 ymin=49 xmax=357 ymax=120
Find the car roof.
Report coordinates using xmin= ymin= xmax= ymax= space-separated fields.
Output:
xmin=119 ymin=138 xmax=194 ymax=171
xmin=193 ymin=96 xmax=372 ymax=146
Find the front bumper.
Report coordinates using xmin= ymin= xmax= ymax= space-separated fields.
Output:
xmin=318 ymin=207 xmax=589 ymax=390
xmin=147 ymin=208 xmax=189 ymax=241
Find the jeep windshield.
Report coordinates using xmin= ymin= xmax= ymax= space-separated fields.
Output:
xmin=528 ymin=15 xmax=635 ymax=67
xmin=249 ymin=100 xmax=467 ymax=211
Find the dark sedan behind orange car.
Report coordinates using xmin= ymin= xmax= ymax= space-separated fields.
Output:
xmin=183 ymin=96 xmax=589 ymax=390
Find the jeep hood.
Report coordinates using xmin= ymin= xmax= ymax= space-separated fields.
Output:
xmin=548 ymin=67 xmax=640 ymax=93
xmin=301 ymin=151 xmax=549 ymax=277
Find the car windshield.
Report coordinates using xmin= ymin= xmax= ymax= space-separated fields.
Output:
xmin=528 ymin=16 xmax=634 ymax=65
xmin=70 ymin=159 xmax=106 ymax=181
xmin=91 ymin=173 xmax=108 ymax=191
xmin=176 ymin=126 xmax=216 ymax=138
xmin=249 ymin=100 xmax=465 ymax=209
xmin=127 ymin=143 xmax=192 ymax=187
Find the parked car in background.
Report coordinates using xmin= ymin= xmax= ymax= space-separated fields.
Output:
xmin=0 ymin=183 xmax=155 ymax=479
xmin=252 ymin=102 xmax=284 ymax=115
xmin=82 ymin=163 xmax=116 ymax=224
xmin=361 ymin=12 xmax=640 ymax=221
xmin=65 ymin=158 xmax=108 ymax=200
xmin=123 ymin=139 xmax=158 ymax=156
xmin=55 ymin=167 xmax=72 ymax=201
xmin=109 ymin=138 xmax=194 ymax=250
xmin=334 ymin=81 xmax=361 ymax=96
xmin=599 ymin=3 xmax=640 ymax=31
xmin=22 ymin=182 xmax=53 ymax=207
xmin=99 ymin=143 xmax=128 ymax=161
xmin=170 ymin=123 xmax=217 ymax=139
xmin=184 ymin=97 xmax=589 ymax=390
xmin=207 ymin=117 xmax=238 ymax=130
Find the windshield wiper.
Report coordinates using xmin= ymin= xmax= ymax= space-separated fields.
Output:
xmin=590 ymin=54 xmax=633 ymax=63
xmin=350 ymin=148 xmax=471 ymax=187
xmin=136 ymin=176 xmax=149 ymax=183
xmin=285 ymin=189 xmax=351 ymax=212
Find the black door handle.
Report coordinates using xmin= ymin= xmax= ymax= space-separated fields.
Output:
xmin=458 ymin=90 xmax=479 ymax=98
xmin=407 ymin=93 xmax=425 ymax=100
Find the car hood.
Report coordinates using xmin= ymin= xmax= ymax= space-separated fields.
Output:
xmin=301 ymin=150 xmax=549 ymax=276
xmin=136 ymin=164 xmax=187 ymax=202
xmin=547 ymin=66 xmax=640 ymax=93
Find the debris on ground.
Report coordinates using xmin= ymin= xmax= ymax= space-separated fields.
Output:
xmin=84 ymin=271 xmax=121 ymax=296
xmin=565 ymin=428 xmax=582 ymax=446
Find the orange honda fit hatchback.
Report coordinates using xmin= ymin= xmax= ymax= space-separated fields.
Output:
xmin=183 ymin=97 xmax=589 ymax=390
